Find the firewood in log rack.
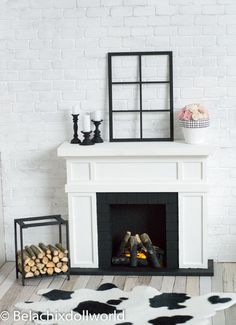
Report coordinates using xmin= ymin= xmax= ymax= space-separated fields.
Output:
xmin=55 ymin=243 xmax=68 ymax=255
xmin=42 ymin=256 xmax=49 ymax=265
xmin=17 ymin=250 xmax=31 ymax=266
xmin=24 ymin=265 xmax=31 ymax=273
xmin=25 ymin=246 xmax=36 ymax=260
xmin=28 ymin=259 xmax=35 ymax=267
xmin=48 ymin=245 xmax=59 ymax=256
xmin=25 ymin=271 xmax=34 ymax=278
xmin=52 ymin=256 xmax=59 ymax=264
xmin=39 ymin=243 xmax=51 ymax=255
xmin=17 ymin=242 xmax=69 ymax=278
xmin=31 ymin=266 xmax=37 ymax=273
xmin=30 ymin=245 xmax=44 ymax=259
xmin=36 ymin=263 xmax=45 ymax=270
xmin=46 ymin=261 xmax=55 ymax=268
xmin=61 ymin=256 xmax=68 ymax=263
xmin=47 ymin=267 xmax=54 ymax=275
xmin=46 ymin=254 xmax=52 ymax=260
xmin=61 ymin=263 xmax=68 ymax=273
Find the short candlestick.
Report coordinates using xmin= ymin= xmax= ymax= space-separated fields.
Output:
xmin=70 ymin=114 xmax=81 ymax=144
xmin=80 ymin=131 xmax=94 ymax=146
xmin=92 ymin=120 xmax=104 ymax=143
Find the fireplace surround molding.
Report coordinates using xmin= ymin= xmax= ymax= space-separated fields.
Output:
xmin=57 ymin=141 xmax=213 ymax=274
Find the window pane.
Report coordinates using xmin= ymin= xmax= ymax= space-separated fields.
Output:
xmin=112 ymin=84 xmax=140 ymax=111
xmin=142 ymin=112 xmax=170 ymax=139
xmin=142 ymin=84 xmax=170 ymax=111
xmin=112 ymin=55 xmax=139 ymax=82
xmin=142 ymin=55 xmax=169 ymax=81
xmin=112 ymin=112 xmax=140 ymax=139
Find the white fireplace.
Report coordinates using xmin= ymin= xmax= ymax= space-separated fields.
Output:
xmin=58 ymin=141 xmax=212 ymax=273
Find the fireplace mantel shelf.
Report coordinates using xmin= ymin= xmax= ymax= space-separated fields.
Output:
xmin=58 ymin=141 xmax=213 ymax=158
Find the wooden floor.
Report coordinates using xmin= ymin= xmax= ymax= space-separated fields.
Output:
xmin=0 ymin=262 xmax=236 ymax=324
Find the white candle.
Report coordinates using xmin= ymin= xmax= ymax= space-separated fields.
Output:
xmin=72 ymin=106 xmax=80 ymax=115
xmin=83 ymin=114 xmax=91 ymax=132
xmin=92 ymin=110 xmax=102 ymax=121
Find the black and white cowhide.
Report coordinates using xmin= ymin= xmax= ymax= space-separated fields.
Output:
xmin=15 ymin=283 xmax=236 ymax=325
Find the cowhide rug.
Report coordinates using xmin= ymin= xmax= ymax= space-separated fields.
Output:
xmin=15 ymin=283 xmax=236 ymax=325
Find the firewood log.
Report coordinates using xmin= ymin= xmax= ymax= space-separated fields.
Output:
xmin=46 ymin=261 xmax=55 ymax=268
xmin=55 ymin=243 xmax=68 ymax=254
xmin=46 ymin=254 xmax=52 ymax=260
xmin=61 ymin=257 xmax=68 ymax=263
xmin=25 ymin=246 xmax=36 ymax=260
xmin=56 ymin=262 xmax=62 ymax=268
xmin=24 ymin=265 xmax=31 ymax=273
xmin=28 ymin=259 xmax=35 ymax=267
xmin=25 ymin=271 xmax=34 ymax=278
xmin=30 ymin=245 xmax=44 ymax=259
xmin=52 ymin=256 xmax=59 ymax=264
xmin=40 ymin=269 xmax=46 ymax=275
xmin=47 ymin=267 xmax=54 ymax=275
xmin=54 ymin=267 xmax=61 ymax=274
xmin=34 ymin=270 xmax=40 ymax=276
xmin=140 ymin=233 xmax=160 ymax=268
xmin=58 ymin=251 xmax=65 ymax=259
xmin=31 ymin=265 xmax=37 ymax=272
xmin=37 ymin=246 xmax=45 ymax=257
xmin=39 ymin=243 xmax=51 ymax=255
xmin=61 ymin=264 xmax=68 ymax=273
xmin=43 ymin=267 xmax=47 ymax=272
xmin=130 ymin=236 xmax=138 ymax=267
xmin=48 ymin=245 xmax=59 ymax=256
xmin=135 ymin=234 xmax=147 ymax=252
xmin=117 ymin=231 xmax=131 ymax=257
xmin=35 ymin=258 xmax=40 ymax=263
xmin=42 ymin=256 xmax=49 ymax=265
xmin=17 ymin=250 xmax=31 ymax=265
xmin=36 ymin=263 xmax=44 ymax=270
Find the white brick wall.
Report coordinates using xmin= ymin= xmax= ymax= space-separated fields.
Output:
xmin=1 ymin=0 xmax=236 ymax=262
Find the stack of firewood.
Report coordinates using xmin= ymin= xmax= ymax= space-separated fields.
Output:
xmin=17 ymin=243 xmax=69 ymax=278
xmin=112 ymin=232 xmax=164 ymax=268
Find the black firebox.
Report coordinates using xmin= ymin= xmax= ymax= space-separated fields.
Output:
xmin=97 ymin=192 xmax=178 ymax=273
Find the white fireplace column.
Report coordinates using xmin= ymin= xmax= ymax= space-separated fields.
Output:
xmin=58 ymin=141 xmax=212 ymax=270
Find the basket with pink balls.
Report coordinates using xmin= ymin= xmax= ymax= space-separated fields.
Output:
xmin=177 ymin=104 xmax=209 ymax=144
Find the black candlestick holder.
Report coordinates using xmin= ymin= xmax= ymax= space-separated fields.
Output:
xmin=92 ymin=120 xmax=104 ymax=143
xmin=70 ymin=114 xmax=81 ymax=144
xmin=80 ymin=131 xmax=94 ymax=146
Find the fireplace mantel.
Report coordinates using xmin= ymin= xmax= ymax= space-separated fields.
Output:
xmin=58 ymin=141 xmax=212 ymax=158
xmin=58 ymin=141 xmax=213 ymax=275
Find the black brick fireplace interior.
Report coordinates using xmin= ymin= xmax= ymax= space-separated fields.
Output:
xmin=97 ymin=192 xmax=179 ymax=273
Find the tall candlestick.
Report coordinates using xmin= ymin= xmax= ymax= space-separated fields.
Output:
xmin=70 ymin=114 xmax=81 ymax=144
xmin=83 ymin=114 xmax=91 ymax=132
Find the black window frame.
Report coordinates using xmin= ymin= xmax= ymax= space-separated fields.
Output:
xmin=108 ymin=51 xmax=174 ymax=142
